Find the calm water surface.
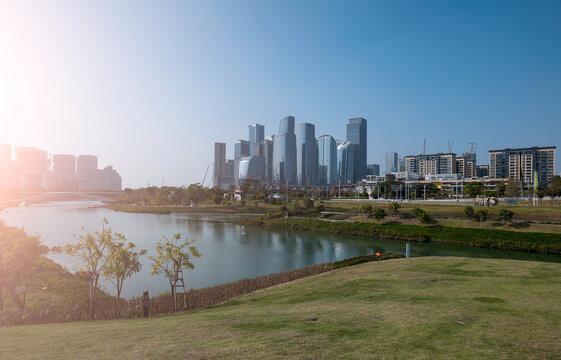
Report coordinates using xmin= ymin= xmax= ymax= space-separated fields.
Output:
xmin=1 ymin=201 xmax=560 ymax=299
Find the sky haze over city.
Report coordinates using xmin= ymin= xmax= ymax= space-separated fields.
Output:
xmin=1 ymin=0 xmax=560 ymax=188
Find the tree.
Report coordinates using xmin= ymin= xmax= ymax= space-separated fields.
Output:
xmin=149 ymin=233 xmax=201 ymax=312
xmin=103 ymin=240 xmax=146 ymax=317
xmin=0 ymin=223 xmax=47 ymax=313
xmin=505 ymin=178 xmax=521 ymax=200
xmin=535 ymin=187 xmax=545 ymax=206
xmin=497 ymin=209 xmax=514 ymax=223
xmin=546 ymin=176 xmax=561 ymax=207
xmin=496 ymin=183 xmax=507 ymax=197
xmin=475 ymin=209 xmax=488 ymax=226
xmin=464 ymin=206 xmax=475 ymax=217
xmin=185 ymin=183 xmax=205 ymax=204
xmin=464 ymin=182 xmax=484 ymax=198
xmin=388 ymin=202 xmax=401 ymax=214
xmin=372 ymin=208 xmax=386 ymax=223
xmin=60 ymin=218 xmax=121 ymax=320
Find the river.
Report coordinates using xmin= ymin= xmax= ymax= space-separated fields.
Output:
xmin=1 ymin=201 xmax=560 ymax=299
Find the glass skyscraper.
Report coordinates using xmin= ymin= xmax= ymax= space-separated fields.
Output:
xmin=295 ymin=123 xmax=317 ymax=185
xmin=346 ymin=118 xmax=367 ymax=181
xmin=272 ymin=116 xmax=297 ymax=184
xmin=318 ymin=135 xmax=337 ymax=186
xmin=248 ymin=123 xmax=264 ymax=156
xmin=337 ymin=141 xmax=356 ymax=184
xmin=385 ymin=152 xmax=398 ymax=173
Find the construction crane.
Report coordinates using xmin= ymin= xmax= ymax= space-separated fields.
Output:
xmin=448 ymin=140 xmax=454 ymax=153
xmin=201 ymin=165 xmax=210 ymax=186
xmin=469 ymin=142 xmax=477 ymax=153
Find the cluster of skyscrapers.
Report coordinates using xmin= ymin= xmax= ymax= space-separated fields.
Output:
xmin=213 ymin=116 xmax=369 ymax=189
xmin=0 ymin=144 xmax=122 ymax=191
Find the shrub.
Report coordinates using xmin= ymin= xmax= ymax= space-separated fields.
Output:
xmin=464 ymin=206 xmax=474 ymax=217
xmin=315 ymin=204 xmax=326 ymax=213
xmin=213 ymin=195 xmax=223 ymax=205
xmin=359 ymin=204 xmax=373 ymax=213
xmin=418 ymin=211 xmax=433 ymax=224
xmin=388 ymin=202 xmax=401 ymax=214
xmin=372 ymin=208 xmax=387 ymax=223
xmin=305 ymin=198 xmax=314 ymax=209
xmin=240 ymin=200 xmax=246 ymax=206
xmin=411 ymin=208 xmax=424 ymax=218
xmin=497 ymin=209 xmax=514 ymax=222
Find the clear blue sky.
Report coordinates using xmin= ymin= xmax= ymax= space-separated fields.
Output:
xmin=1 ymin=0 xmax=560 ymax=188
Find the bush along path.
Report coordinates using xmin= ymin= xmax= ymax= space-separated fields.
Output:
xmin=251 ymin=218 xmax=561 ymax=255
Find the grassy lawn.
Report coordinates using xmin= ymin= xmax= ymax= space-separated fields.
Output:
xmin=329 ymin=200 xmax=561 ymax=223
xmin=2 ymin=257 xmax=560 ymax=359
xmin=347 ymin=215 xmax=561 ymax=234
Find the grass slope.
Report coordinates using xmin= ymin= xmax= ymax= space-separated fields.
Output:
xmin=1 ymin=257 xmax=560 ymax=359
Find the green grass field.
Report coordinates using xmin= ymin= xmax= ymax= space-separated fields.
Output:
xmin=2 ymin=257 xmax=560 ymax=359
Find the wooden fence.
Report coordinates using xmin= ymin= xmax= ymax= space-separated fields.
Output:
xmin=0 ymin=262 xmax=335 ymax=327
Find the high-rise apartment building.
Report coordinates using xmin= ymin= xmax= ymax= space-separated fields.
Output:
xmin=405 ymin=153 xmax=457 ymax=177
xmin=272 ymin=116 xmax=297 ymax=184
xmin=213 ymin=142 xmax=226 ymax=188
xmin=318 ymin=135 xmax=338 ymax=186
xmin=53 ymin=154 xmax=77 ymax=190
xmin=489 ymin=146 xmax=556 ymax=185
xmin=295 ymin=123 xmax=318 ymax=185
xmin=456 ymin=157 xmax=475 ymax=179
xmin=385 ymin=152 xmax=398 ymax=173
xmin=248 ymin=124 xmax=265 ymax=156
xmin=337 ymin=141 xmax=356 ymax=184
xmin=346 ymin=118 xmax=367 ymax=180
xmin=77 ymin=155 xmax=98 ymax=190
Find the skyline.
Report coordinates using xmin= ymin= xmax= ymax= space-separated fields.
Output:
xmin=1 ymin=1 xmax=560 ymax=188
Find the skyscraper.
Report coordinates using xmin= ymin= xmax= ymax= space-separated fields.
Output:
xmin=337 ymin=141 xmax=356 ymax=184
xmin=385 ymin=152 xmax=398 ymax=173
xmin=248 ymin=124 xmax=264 ymax=156
xmin=318 ymin=135 xmax=338 ymax=186
xmin=346 ymin=118 xmax=367 ymax=181
xmin=213 ymin=142 xmax=226 ymax=187
xmin=295 ymin=123 xmax=317 ymax=185
xmin=272 ymin=116 xmax=297 ymax=184
xmin=77 ymin=155 xmax=98 ymax=190
xmin=234 ymin=140 xmax=250 ymax=160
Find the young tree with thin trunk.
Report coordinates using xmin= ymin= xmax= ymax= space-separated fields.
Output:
xmin=103 ymin=240 xmax=146 ymax=317
xmin=149 ymin=233 xmax=201 ymax=312
xmin=0 ymin=223 xmax=47 ymax=313
xmin=60 ymin=218 xmax=122 ymax=320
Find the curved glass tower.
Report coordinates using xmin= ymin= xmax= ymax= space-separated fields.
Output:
xmin=337 ymin=141 xmax=356 ymax=184
xmin=318 ymin=135 xmax=337 ymax=186
xmin=272 ymin=116 xmax=297 ymax=184
xmin=295 ymin=123 xmax=317 ymax=186
xmin=238 ymin=155 xmax=266 ymax=183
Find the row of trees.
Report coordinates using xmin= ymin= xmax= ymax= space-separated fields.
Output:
xmin=464 ymin=176 xmax=561 ymax=204
xmin=1 ymin=219 xmax=201 ymax=320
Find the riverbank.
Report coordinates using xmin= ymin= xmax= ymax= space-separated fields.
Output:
xmin=239 ymin=217 xmax=561 ymax=254
xmin=106 ymin=202 xmax=272 ymax=215
xmin=2 ymin=257 xmax=559 ymax=359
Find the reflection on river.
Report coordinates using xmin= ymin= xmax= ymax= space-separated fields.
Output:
xmin=1 ymin=201 xmax=560 ymax=299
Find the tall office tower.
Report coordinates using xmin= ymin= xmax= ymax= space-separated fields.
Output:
xmin=366 ymin=164 xmax=380 ymax=176
xmin=318 ymin=135 xmax=338 ymax=186
xmin=257 ymin=138 xmax=274 ymax=182
xmin=53 ymin=154 xmax=77 ymax=190
xmin=234 ymin=140 xmax=250 ymax=160
xmin=14 ymin=146 xmax=50 ymax=189
xmin=272 ymin=116 xmax=297 ymax=184
xmin=0 ymin=144 xmax=11 ymax=164
xmin=404 ymin=153 xmax=457 ymax=177
xmin=337 ymin=141 xmax=356 ymax=184
xmin=385 ymin=152 xmax=398 ymax=173
xmin=248 ymin=124 xmax=265 ymax=155
xmin=489 ymin=146 xmax=556 ymax=185
xmin=295 ymin=123 xmax=318 ymax=185
xmin=77 ymin=155 xmax=98 ymax=190
xmin=238 ymin=155 xmax=266 ymax=183
xmin=213 ymin=142 xmax=226 ymax=187
xmin=346 ymin=118 xmax=367 ymax=180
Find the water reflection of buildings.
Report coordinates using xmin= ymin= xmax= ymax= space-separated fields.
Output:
xmin=0 ymin=144 xmax=121 ymax=191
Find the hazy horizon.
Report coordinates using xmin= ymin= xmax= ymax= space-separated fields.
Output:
xmin=2 ymin=0 xmax=560 ymax=188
